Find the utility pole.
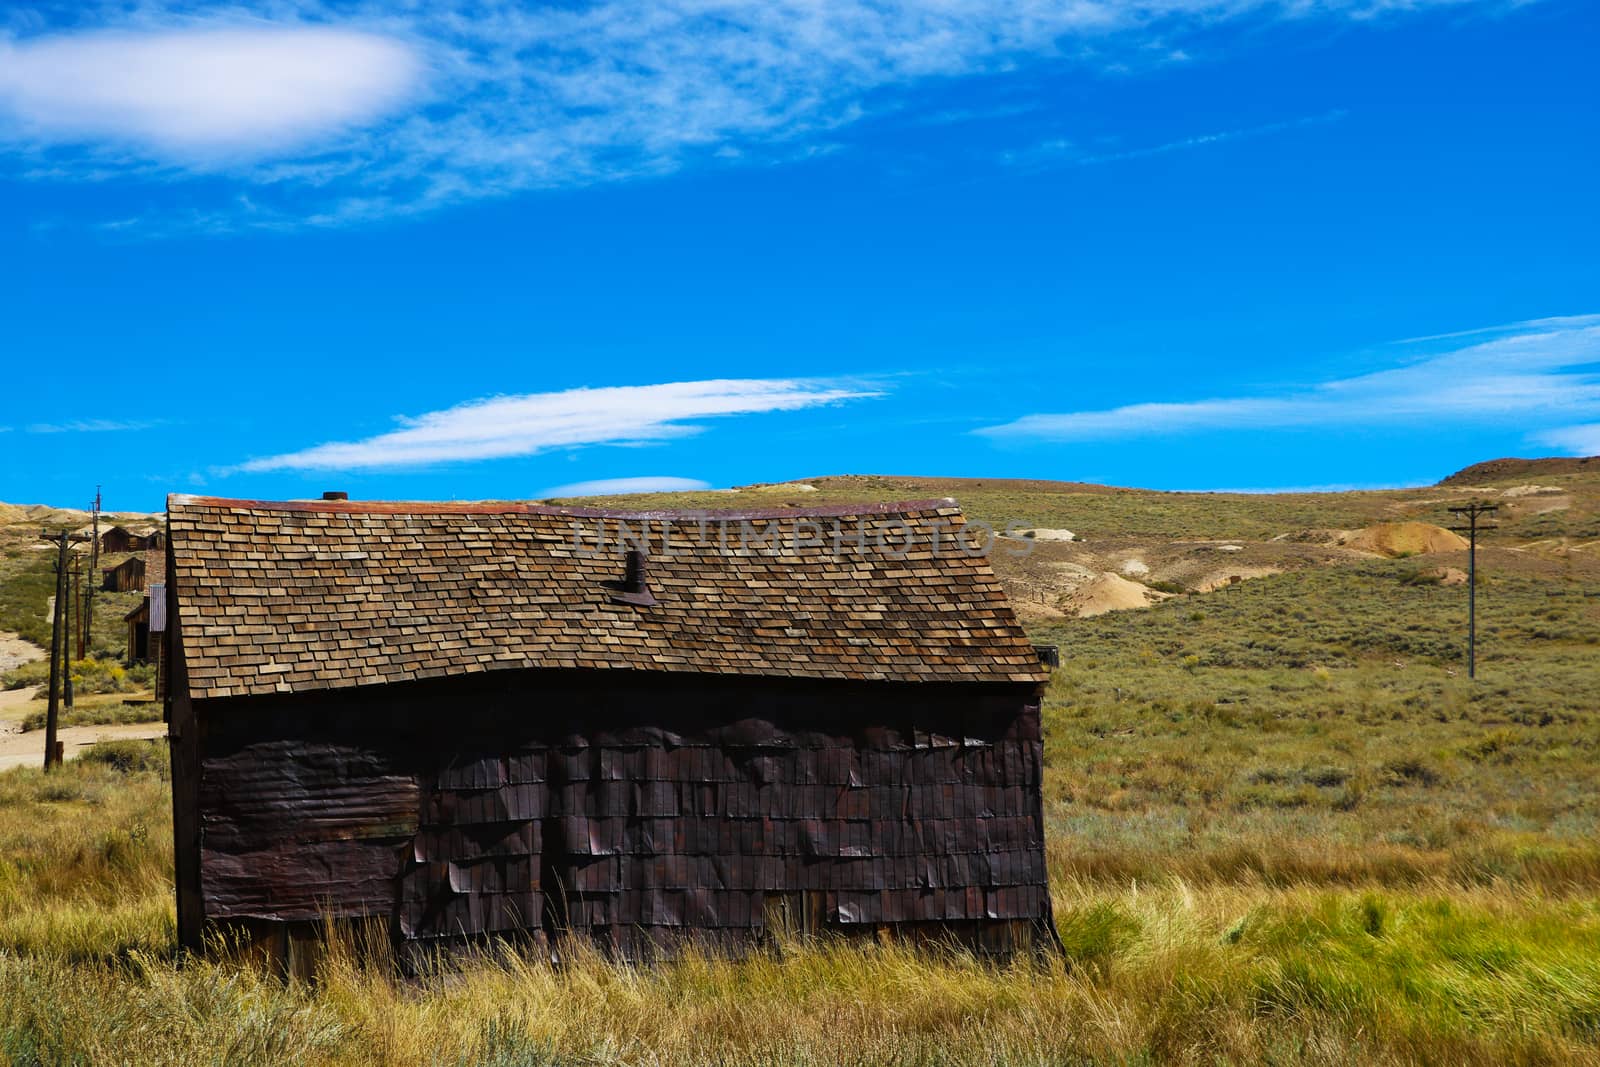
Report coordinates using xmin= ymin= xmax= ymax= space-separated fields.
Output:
xmin=40 ymin=531 xmax=70 ymax=769
xmin=85 ymin=487 xmax=100 ymax=655
xmin=74 ymin=555 xmax=86 ymax=660
xmin=1447 ymin=502 xmax=1499 ymax=680
xmin=38 ymin=529 xmax=89 ymax=769
xmin=63 ymin=557 xmax=75 ymax=711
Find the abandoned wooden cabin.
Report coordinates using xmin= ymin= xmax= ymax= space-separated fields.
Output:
xmin=102 ymin=554 xmax=145 ymax=592
xmin=164 ymin=495 xmax=1054 ymax=962
xmin=90 ymin=523 xmax=164 ymax=555
xmin=125 ymin=551 xmax=168 ymax=690
xmin=100 ymin=525 xmax=142 ymax=554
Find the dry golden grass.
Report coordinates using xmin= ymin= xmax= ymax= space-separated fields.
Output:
xmin=3 ymin=873 xmax=1599 ymax=1065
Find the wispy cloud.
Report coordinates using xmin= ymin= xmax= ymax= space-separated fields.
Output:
xmin=999 ymin=110 xmax=1348 ymax=171
xmin=27 ymin=417 xmax=157 ymax=433
xmin=977 ymin=315 xmax=1600 ymax=445
xmin=539 ymin=476 xmax=714 ymax=499
xmin=234 ymin=378 xmax=881 ymax=472
xmin=1533 ymin=424 xmax=1600 ymax=457
xmin=0 ymin=0 xmax=1485 ymax=227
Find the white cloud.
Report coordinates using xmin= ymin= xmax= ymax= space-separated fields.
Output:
xmin=235 ymin=377 xmax=880 ymax=472
xmin=1 ymin=0 xmax=1490 ymax=225
xmin=1533 ymin=424 xmax=1600 ymax=457
xmin=539 ymin=476 xmax=714 ymax=498
xmin=0 ymin=26 xmax=420 ymax=160
xmin=977 ymin=316 xmax=1600 ymax=442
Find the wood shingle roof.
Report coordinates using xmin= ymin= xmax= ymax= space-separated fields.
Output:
xmin=167 ymin=495 xmax=1049 ymax=700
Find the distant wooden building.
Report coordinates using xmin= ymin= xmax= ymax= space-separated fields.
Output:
xmin=100 ymin=525 xmax=141 ymax=554
xmin=165 ymin=495 xmax=1053 ymax=964
xmin=125 ymin=600 xmax=151 ymax=661
xmin=135 ymin=525 xmax=166 ymax=550
xmin=125 ymin=552 xmax=168 ymax=696
xmin=95 ymin=524 xmax=165 ymax=554
xmin=102 ymin=555 xmax=145 ymax=592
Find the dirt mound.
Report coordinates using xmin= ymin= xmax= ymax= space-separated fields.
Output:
xmin=1062 ymin=572 xmax=1170 ymax=617
xmin=1343 ymin=522 xmax=1468 ymax=557
xmin=1015 ymin=528 xmax=1076 ymax=543
xmin=1194 ymin=566 xmax=1283 ymax=593
xmin=1440 ymin=456 xmax=1599 ymax=485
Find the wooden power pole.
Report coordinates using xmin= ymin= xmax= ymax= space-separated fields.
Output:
xmin=74 ymin=555 xmax=86 ymax=660
xmin=62 ymin=557 xmax=74 ymax=712
xmin=85 ymin=487 xmax=100 ymax=654
xmin=1447 ymin=502 xmax=1499 ymax=680
xmin=38 ymin=529 xmax=89 ymax=769
xmin=41 ymin=531 xmax=69 ymax=769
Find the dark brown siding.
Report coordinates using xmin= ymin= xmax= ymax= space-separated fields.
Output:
xmin=189 ymin=670 xmax=1049 ymax=957
xmin=102 ymin=556 xmax=146 ymax=593
xmin=167 ymin=581 xmax=205 ymax=952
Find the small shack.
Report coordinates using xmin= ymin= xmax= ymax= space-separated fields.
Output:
xmin=100 ymin=525 xmax=142 ymax=554
xmin=125 ymin=599 xmax=150 ymax=662
xmin=125 ymin=551 xmax=168 ymax=692
xmin=102 ymin=555 xmax=146 ymax=592
xmin=95 ymin=524 xmax=164 ymax=554
xmin=165 ymin=495 xmax=1053 ymax=963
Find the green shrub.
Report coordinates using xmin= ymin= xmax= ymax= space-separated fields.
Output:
xmin=1141 ymin=578 xmax=1188 ymax=595
xmin=2 ymin=657 xmax=152 ymax=696
xmin=2 ymin=658 xmax=49 ymax=691
xmin=20 ymin=700 xmax=162 ymax=733
xmin=77 ymin=740 xmax=169 ymax=777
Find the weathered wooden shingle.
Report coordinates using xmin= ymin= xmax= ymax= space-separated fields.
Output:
xmin=167 ymin=496 xmax=1048 ymax=699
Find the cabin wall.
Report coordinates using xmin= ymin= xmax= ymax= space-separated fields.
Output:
xmin=102 ymin=557 xmax=146 ymax=592
xmin=101 ymin=530 xmax=137 ymax=554
xmin=166 ymin=569 xmax=205 ymax=951
xmin=184 ymin=670 xmax=1049 ymax=958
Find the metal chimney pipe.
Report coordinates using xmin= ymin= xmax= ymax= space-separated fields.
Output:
xmin=624 ymin=549 xmax=647 ymax=593
xmin=609 ymin=549 xmax=657 ymax=606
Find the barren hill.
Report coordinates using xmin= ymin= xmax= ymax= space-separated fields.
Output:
xmin=4 ymin=461 xmax=1597 ymax=632
xmin=540 ymin=466 xmax=1600 ymax=620
xmin=1439 ymin=455 xmax=1600 ymax=485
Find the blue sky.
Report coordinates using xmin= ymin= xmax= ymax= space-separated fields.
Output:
xmin=1 ymin=0 xmax=1596 ymax=512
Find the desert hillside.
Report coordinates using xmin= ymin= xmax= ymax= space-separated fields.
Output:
xmin=3 ymin=464 xmax=1596 ymax=649
xmin=540 ymin=464 xmax=1600 ymax=621
xmin=1440 ymin=455 xmax=1600 ymax=484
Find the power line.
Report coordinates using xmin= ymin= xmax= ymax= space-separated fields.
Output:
xmin=1446 ymin=502 xmax=1499 ymax=680
xmin=85 ymin=487 xmax=100 ymax=654
xmin=37 ymin=529 xmax=88 ymax=769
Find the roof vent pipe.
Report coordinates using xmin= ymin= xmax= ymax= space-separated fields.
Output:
xmin=608 ymin=549 xmax=658 ymax=607
xmin=322 ymin=491 xmax=349 ymax=501
xmin=624 ymin=550 xmax=647 ymax=592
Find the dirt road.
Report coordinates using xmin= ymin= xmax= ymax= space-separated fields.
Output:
xmin=0 ymin=685 xmax=36 ymax=718
xmin=0 ymin=631 xmax=43 ymax=674
xmin=0 ymin=719 xmax=166 ymax=772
